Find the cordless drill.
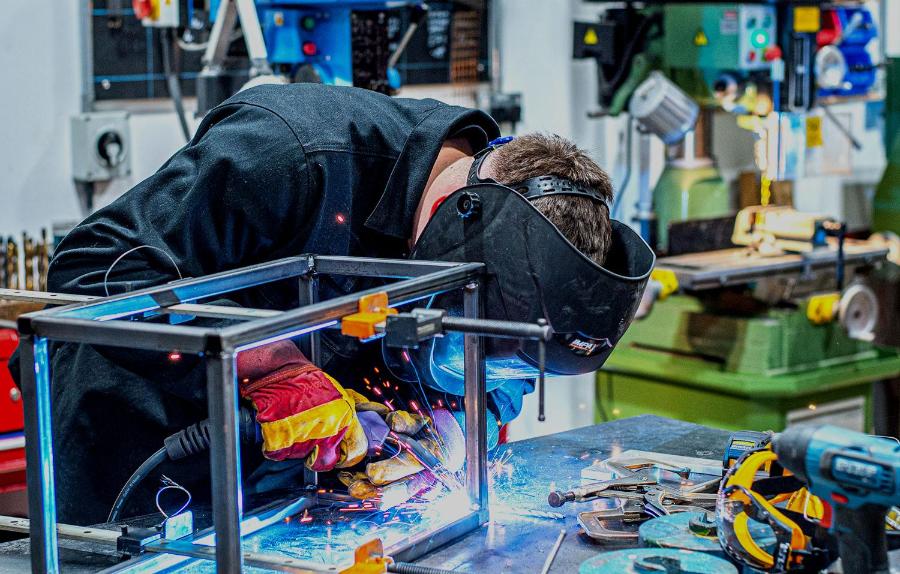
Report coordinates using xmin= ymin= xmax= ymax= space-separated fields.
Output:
xmin=773 ymin=424 xmax=900 ymax=574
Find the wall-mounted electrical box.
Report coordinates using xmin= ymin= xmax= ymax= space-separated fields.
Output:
xmin=70 ymin=111 xmax=132 ymax=182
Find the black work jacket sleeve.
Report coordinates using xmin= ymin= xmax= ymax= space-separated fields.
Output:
xmin=49 ymin=103 xmax=310 ymax=297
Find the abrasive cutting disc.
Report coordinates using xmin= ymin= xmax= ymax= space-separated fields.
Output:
xmin=639 ymin=512 xmax=776 ymax=557
xmin=579 ymin=548 xmax=737 ymax=574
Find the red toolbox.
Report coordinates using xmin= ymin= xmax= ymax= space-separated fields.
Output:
xmin=0 ymin=328 xmax=26 ymax=514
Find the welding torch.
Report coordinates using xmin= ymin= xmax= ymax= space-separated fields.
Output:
xmin=382 ymin=433 xmax=460 ymax=492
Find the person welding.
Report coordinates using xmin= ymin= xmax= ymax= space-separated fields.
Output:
xmin=36 ymin=83 xmax=653 ymax=525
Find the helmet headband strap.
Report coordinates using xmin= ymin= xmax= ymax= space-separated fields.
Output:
xmin=467 ymin=142 xmax=610 ymax=210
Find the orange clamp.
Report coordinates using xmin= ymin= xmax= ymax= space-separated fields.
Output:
xmin=341 ymin=292 xmax=397 ymax=340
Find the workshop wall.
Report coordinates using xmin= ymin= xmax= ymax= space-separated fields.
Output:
xmin=0 ymin=1 xmax=83 ymax=237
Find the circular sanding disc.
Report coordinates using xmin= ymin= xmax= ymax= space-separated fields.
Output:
xmin=579 ymin=548 xmax=737 ymax=574
xmin=639 ymin=512 xmax=776 ymax=557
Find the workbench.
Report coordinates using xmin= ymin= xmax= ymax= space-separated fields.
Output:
xmin=0 ymin=415 xmax=894 ymax=573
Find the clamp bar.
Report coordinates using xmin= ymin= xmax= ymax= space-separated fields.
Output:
xmin=441 ymin=316 xmax=552 ymax=341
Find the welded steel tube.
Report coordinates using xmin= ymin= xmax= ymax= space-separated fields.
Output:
xmin=206 ymin=352 xmax=243 ymax=573
xmin=221 ymin=262 xmax=485 ymax=349
xmin=314 ymin=256 xmax=461 ymax=278
xmin=21 ymin=336 xmax=59 ymax=573
xmin=46 ymin=256 xmax=309 ymax=321
xmin=463 ymin=283 xmax=489 ymax=520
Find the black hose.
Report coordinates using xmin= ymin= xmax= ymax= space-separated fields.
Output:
xmin=388 ymin=563 xmax=458 ymax=574
xmin=159 ymin=27 xmax=191 ymax=142
xmin=107 ymin=446 xmax=168 ymax=523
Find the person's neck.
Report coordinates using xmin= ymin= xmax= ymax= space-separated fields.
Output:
xmin=410 ymin=139 xmax=475 ymax=247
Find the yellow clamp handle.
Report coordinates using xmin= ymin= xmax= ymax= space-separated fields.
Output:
xmin=806 ymin=292 xmax=840 ymax=325
xmin=651 ymin=269 xmax=679 ymax=301
xmin=341 ymin=292 xmax=398 ymax=340
xmin=341 ymin=539 xmax=392 ymax=574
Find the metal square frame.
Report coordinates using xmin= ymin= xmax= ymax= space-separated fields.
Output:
xmin=17 ymin=255 xmax=491 ymax=573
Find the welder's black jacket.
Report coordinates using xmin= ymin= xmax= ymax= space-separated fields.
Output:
xmin=42 ymin=84 xmax=499 ymax=524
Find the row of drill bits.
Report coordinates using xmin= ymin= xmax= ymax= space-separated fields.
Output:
xmin=1 ymin=230 xmax=51 ymax=291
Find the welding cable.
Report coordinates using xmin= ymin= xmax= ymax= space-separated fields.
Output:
xmin=108 ymin=446 xmax=167 ymax=523
xmin=160 ymin=27 xmax=192 ymax=142
xmin=107 ymin=408 xmax=260 ymax=523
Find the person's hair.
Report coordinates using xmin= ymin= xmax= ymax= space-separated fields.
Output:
xmin=489 ymin=133 xmax=613 ymax=265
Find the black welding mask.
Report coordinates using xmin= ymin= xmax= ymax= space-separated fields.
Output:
xmin=388 ymin=141 xmax=655 ymax=396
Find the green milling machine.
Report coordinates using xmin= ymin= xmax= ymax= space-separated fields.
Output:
xmin=573 ymin=3 xmax=900 ymax=433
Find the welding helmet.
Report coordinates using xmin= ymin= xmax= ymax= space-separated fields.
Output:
xmin=717 ymin=448 xmax=834 ymax=572
xmin=387 ymin=138 xmax=655 ymax=395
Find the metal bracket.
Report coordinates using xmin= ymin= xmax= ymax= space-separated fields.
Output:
xmin=202 ymin=0 xmax=271 ymax=77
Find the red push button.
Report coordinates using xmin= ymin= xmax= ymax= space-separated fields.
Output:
xmin=765 ymin=45 xmax=783 ymax=61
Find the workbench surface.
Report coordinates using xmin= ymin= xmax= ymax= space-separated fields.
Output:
xmin=0 ymin=415 xmax=894 ymax=573
xmin=415 ymin=414 xmax=730 ymax=573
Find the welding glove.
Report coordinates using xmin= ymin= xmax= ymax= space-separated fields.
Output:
xmin=237 ymin=340 xmax=372 ymax=470
xmin=340 ymin=408 xmax=465 ymax=502
xmin=237 ymin=341 xmax=431 ymax=472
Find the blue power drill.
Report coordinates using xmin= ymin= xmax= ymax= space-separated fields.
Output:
xmin=773 ymin=424 xmax=900 ymax=574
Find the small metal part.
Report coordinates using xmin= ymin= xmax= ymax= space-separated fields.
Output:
xmin=688 ymin=512 xmax=717 ymax=536
xmin=578 ymin=503 xmax=648 ymax=542
xmin=162 ymin=511 xmax=194 ymax=540
xmin=539 ymin=529 xmax=566 ymax=574
xmin=548 ymin=472 xmax=657 ymax=507
xmin=384 ymin=308 xmax=446 ymax=348
xmin=538 ymin=319 xmax=547 ymax=422
xmin=116 ymin=525 xmax=162 ymax=555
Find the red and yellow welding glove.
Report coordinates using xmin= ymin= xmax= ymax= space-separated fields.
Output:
xmin=237 ymin=341 xmax=369 ymax=471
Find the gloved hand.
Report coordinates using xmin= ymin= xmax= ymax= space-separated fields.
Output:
xmin=237 ymin=340 xmax=431 ymax=473
xmin=237 ymin=340 xmax=368 ymax=470
xmin=339 ymin=408 xmax=465 ymax=504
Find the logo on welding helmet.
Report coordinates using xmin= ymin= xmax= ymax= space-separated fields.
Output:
xmin=557 ymin=333 xmax=612 ymax=357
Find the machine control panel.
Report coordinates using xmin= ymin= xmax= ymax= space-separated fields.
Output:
xmin=664 ymin=3 xmax=776 ymax=72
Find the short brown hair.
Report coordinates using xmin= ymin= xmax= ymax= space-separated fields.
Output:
xmin=489 ymin=133 xmax=613 ymax=265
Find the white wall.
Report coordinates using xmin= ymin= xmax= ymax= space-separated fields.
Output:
xmin=0 ymin=1 xmax=83 ymax=237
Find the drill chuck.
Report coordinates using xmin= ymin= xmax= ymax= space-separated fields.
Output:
xmin=772 ymin=424 xmax=818 ymax=483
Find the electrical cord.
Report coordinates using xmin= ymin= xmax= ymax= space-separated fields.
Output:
xmin=160 ymin=27 xmax=192 ymax=142
xmin=103 ymin=245 xmax=183 ymax=297
xmin=108 ymin=447 xmax=167 ymax=523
